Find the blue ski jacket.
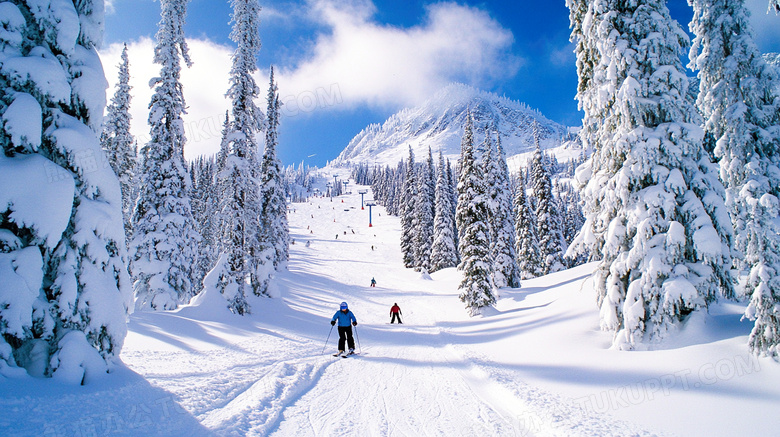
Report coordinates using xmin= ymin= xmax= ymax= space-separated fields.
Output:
xmin=332 ymin=310 xmax=357 ymax=327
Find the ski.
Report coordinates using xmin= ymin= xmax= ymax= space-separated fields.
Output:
xmin=333 ymin=352 xmax=344 ymax=357
xmin=342 ymin=351 xmax=356 ymax=358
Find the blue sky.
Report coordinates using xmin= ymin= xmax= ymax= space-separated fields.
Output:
xmin=101 ymin=0 xmax=780 ymax=167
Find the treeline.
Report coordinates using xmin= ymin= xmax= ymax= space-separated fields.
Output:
xmin=352 ymin=122 xmax=586 ymax=314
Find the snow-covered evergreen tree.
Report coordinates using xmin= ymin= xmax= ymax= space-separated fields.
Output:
xmin=132 ymin=0 xmax=201 ymax=311
xmin=259 ymin=67 xmax=289 ymax=272
xmin=215 ymin=0 xmax=268 ymax=312
xmin=400 ymin=147 xmax=418 ymax=268
xmin=425 ymin=146 xmax=437 ymax=224
xmin=567 ymin=0 xmax=734 ymax=349
xmin=456 ymin=113 xmax=494 ymax=315
xmin=481 ymin=129 xmax=496 ymax=252
xmin=0 ymin=0 xmax=132 ymax=382
xmin=514 ymin=168 xmax=544 ymax=279
xmin=532 ymin=141 xmax=566 ymax=275
xmin=191 ymin=156 xmax=217 ymax=289
xmin=490 ymin=135 xmax=521 ymax=288
xmin=447 ymin=158 xmax=459 ymax=251
xmin=689 ymin=0 xmax=780 ymax=356
xmin=413 ymin=151 xmax=435 ymax=271
xmin=431 ymin=151 xmax=459 ymax=272
xmin=100 ymin=43 xmax=136 ymax=242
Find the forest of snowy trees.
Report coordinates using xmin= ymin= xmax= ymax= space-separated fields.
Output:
xmin=0 ymin=0 xmax=779 ymax=381
xmin=357 ymin=0 xmax=780 ymax=355
xmin=565 ymin=0 xmax=780 ymax=355
xmin=0 ymin=0 xmax=292 ymax=380
xmin=354 ymin=121 xmax=586 ymax=315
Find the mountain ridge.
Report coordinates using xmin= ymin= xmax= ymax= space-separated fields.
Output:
xmin=334 ymin=83 xmax=577 ymax=167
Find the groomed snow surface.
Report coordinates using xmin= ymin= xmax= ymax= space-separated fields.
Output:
xmin=2 ymin=175 xmax=779 ymax=436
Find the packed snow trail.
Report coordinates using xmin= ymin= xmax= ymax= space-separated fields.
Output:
xmin=259 ymin=184 xmax=534 ymax=436
xmin=197 ymin=177 xmax=654 ymax=437
xmin=0 ymin=178 xmax=689 ymax=436
xmin=118 ymin=178 xmax=664 ymax=437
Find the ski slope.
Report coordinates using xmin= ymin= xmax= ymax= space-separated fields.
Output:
xmin=2 ymin=174 xmax=779 ymax=437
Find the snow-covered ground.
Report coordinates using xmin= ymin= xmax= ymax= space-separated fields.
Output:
xmin=2 ymin=175 xmax=779 ymax=437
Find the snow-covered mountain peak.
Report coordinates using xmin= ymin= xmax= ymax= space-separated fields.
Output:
xmin=334 ymin=83 xmax=576 ymax=167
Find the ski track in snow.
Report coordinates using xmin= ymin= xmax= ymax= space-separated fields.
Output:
xmin=2 ymin=175 xmax=671 ymax=437
xmin=149 ymin=176 xmax=657 ymax=437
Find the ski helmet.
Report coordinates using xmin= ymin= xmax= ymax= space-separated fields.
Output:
xmin=340 ymin=301 xmax=348 ymax=310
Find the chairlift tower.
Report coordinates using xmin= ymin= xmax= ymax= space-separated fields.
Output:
xmin=358 ymin=190 xmax=367 ymax=209
xmin=366 ymin=201 xmax=376 ymax=227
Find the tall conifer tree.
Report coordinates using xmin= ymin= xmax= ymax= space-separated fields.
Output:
xmin=689 ymin=0 xmax=780 ymax=356
xmin=131 ymin=0 xmax=202 ymax=311
xmin=216 ymin=0 xmax=267 ymax=312
xmin=490 ymin=135 xmax=521 ymax=288
xmin=400 ymin=147 xmax=418 ymax=268
xmin=456 ymin=114 xmax=494 ymax=315
xmin=431 ymin=151 xmax=459 ymax=272
xmin=414 ymin=152 xmax=435 ymax=271
xmin=532 ymin=140 xmax=566 ymax=275
xmin=101 ymin=44 xmax=136 ymax=242
xmin=259 ymin=67 xmax=290 ymax=272
xmin=567 ymin=0 xmax=733 ymax=349
xmin=514 ymin=168 xmax=543 ymax=279
xmin=0 ymin=0 xmax=131 ymax=381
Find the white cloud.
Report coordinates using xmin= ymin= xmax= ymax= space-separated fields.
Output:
xmin=275 ymin=0 xmax=520 ymax=110
xmin=99 ymin=1 xmax=519 ymax=160
xmin=100 ymin=38 xmax=233 ymax=161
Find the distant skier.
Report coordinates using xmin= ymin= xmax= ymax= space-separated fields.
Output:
xmin=390 ymin=303 xmax=402 ymax=324
xmin=331 ymin=302 xmax=358 ymax=356
xmin=370 ymin=277 xmax=376 ymax=287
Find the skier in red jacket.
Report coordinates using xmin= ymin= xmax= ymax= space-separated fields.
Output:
xmin=390 ymin=303 xmax=402 ymax=324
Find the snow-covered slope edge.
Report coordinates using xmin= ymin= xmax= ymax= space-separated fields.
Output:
xmin=334 ymin=83 xmax=577 ymax=167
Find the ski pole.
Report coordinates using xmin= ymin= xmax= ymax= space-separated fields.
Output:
xmin=354 ymin=325 xmax=362 ymax=354
xmin=321 ymin=325 xmax=334 ymax=354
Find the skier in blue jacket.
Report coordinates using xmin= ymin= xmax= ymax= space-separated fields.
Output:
xmin=331 ymin=301 xmax=357 ymax=356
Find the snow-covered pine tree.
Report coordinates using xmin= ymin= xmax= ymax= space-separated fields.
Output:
xmin=192 ymin=156 xmax=217 ymax=288
xmin=431 ymin=151 xmax=459 ymax=272
xmin=131 ymin=0 xmax=202 ymax=311
xmin=557 ymin=182 xmax=585 ymax=246
xmin=426 ymin=146 xmax=437 ymax=225
xmin=689 ymin=0 xmax=780 ymax=356
xmin=490 ymin=135 xmax=521 ymax=288
xmin=565 ymin=0 xmax=610 ymax=264
xmin=100 ymin=43 xmax=136 ymax=242
xmin=216 ymin=111 xmax=230 ymax=174
xmin=216 ymin=0 xmax=267 ymax=312
xmin=568 ymin=0 xmax=734 ymax=349
xmin=0 ymin=0 xmax=132 ymax=382
xmin=400 ymin=146 xmax=418 ymax=268
xmin=514 ymin=168 xmax=544 ymax=279
xmin=212 ymin=111 xmax=230 ymax=256
xmin=447 ymin=158 xmax=459 ymax=252
xmin=456 ymin=113 xmax=495 ymax=315
xmin=689 ymin=0 xmax=780 ymax=274
xmin=481 ymin=127 xmax=496 ymax=252
xmin=259 ymin=67 xmax=289 ymax=272
xmin=532 ymin=139 xmax=566 ymax=275
xmin=413 ymin=151 xmax=435 ymax=271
